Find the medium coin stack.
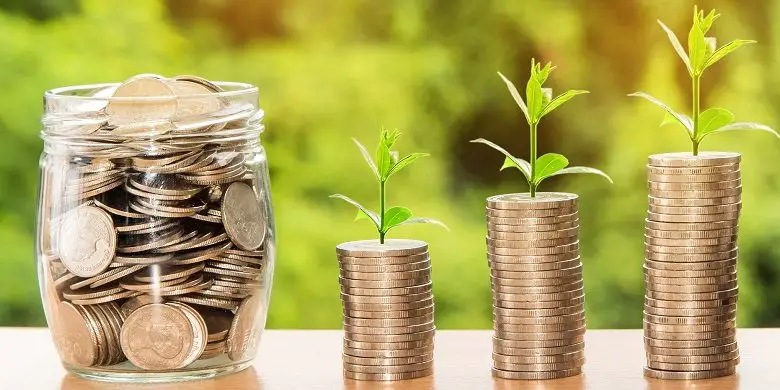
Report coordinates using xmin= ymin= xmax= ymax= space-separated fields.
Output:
xmin=337 ymin=240 xmax=435 ymax=381
xmin=643 ymin=152 xmax=741 ymax=380
xmin=486 ymin=193 xmax=585 ymax=380
xmin=41 ymin=74 xmax=271 ymax=370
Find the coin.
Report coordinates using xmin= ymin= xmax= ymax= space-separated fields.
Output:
xmin=648 ymin=179 xmax=741 ymax=191
xmin=647 ymin=357 xmax=739 ymax=371
xmin=487 ymin=213 xmax=579 ymax=226
xmin=645 ymin=219 xmax=738 ymax=231
xmin=120 ymin=303 xmax=195 ymax=370
xmin=646 ymin=211 xmax=740 ymax=224
xmin=492 ymin=357 xmax=584 ymax=372
xmin=493 ymin=341 xmax=584 ymax=356
xmin=52 ymin=302 xmax=99 ymax=367
xmin=645 ymin=280 xmax=737 ymax=294
xmin=648 ymin=195 xmax=741 ymax=207
xmin=341 ymin=282 xmax=432 ymax=297
xmin=343 ymin=339 xmax=434 ymax=352
xmin=344 ymin=314 xmax=435 ymax=328
xmin=647 ymin=171 xmax=740 ymax=183
xmin=226 ymin=295 xmax=263 ymax=361
xmin=491 ymin=274 xmax=581 ymax=287
xmin=341 ymin=291 xmax=431 ymax=304
xmin=345 ymin=305 xmax=434 ymax=320
xmin=339 ymin=267 xmax=431 ymax=281
xmin=343 ymin=352 xmax=434 ymax=366
xmin=492 ymin=350 xmax=584 ymax=364
xmin=486 ymin=193 xmax=578 ymax=210
xmin=644 ymin=304 xmax=737 ymax=317
xmin=645 ymin=342 xmax=738 ymax=356
xmin=647 ymin=186 xmax=742 ymax=199
xmin=494 ymin=326 xmax=586 ymax=341
xmin=221 ymin=182 xmax=267 ymax=251
xmin=492 ymin=335 xmax=584 ymax=349
xmin=645 ymin=227 xmax=737 ymax=239
xmin=491 ymin=264 xmax=582 ymax=280
xmin=492 ymin=367 xmax=582 ymax=380
xmin=643 ymin=366 xmax=736 ymax=380
xmin=343 ymin=360 xmax=432 ymax=374
xmin=644 ymin=320 xmax=736 ymax=333
xmin=340 ymin=259 xmax=431 ymax=273
xmin=492 ymin=280 xmax=584 ymax=294
xmin=493 ymin=305 xmax=584 ymax=318
xmin=344 ymin=367 xmax=433 ymax=381
xmin=344 ymin=329 xmax=435 ymax=343
xmin=492 ymin=288 xmax=585 ymax=303
xmin=487 ymin=219 xmax=579 ymax=233
xmin=647 ymin=152 xmax=741 ymax=167
xmin=488 ymin=242 xmax=579 ymax=256
xmin=644 ymin=336 xmax=736 ymax=349
xmin=647 ymin=203 xmax=741 ymax=215
xmin=487 ymin=252 xmax=579 ymax=264
xmin=58 ymin=206 xmax=116 ymax=278
xmin=644 ymin=296 xmax=737 ymax=309
xmin=495 ymin=311 xmax=585 ymax=325
xmin=486 ymin=236 xmax=578 ymax=249
xmin=648 ymin=349 xmax=739 ymax=364
xmin=343 ymin=321 xmax=435 ymax=335
xmin=645 ymin=287 xmax=738 ymax=301
xmin=485 ymin=206 xmax=578 ymax=218
xmin=644 ymin=328 xmax=735 ymax=341
xmin=338 ymin=253 xmax=430 ymax=266
xmin=339 ymin=276 xmax=431 ymax=289
xmin=644 ymin=253 xmax=738 ymax=265
xmin=646 ymin=164 xmax=738 ymax=175
xmin=337 ymin=239 xmax=428 ymax=257
xmin=494 ymin=319 xmax=586 ymax=333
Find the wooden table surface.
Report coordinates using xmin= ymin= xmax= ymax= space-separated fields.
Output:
xmin=2 ymin=328 xmax=778 ymax=389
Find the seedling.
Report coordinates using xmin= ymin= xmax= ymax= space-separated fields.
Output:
xmin=472 ymin=60 xmax=612 ymax=197
xmin=331 ymin=128 xmax=446 ymax=244
xmin=630 ymin=6 xmax=779 ymax=155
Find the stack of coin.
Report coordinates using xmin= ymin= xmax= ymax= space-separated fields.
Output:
xmin=337 ymin=240 xmax=435 ymax=381
xmin=485 ymin=193 xmax=585 ymax=380
xmin=40 ymin=74 xmax=272 ymax=371
xmin=643 ymin=152 xmax=741 ymax=380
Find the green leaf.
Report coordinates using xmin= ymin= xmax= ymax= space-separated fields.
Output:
xmin=330 ymin=194 xmax=380 ymax=230
xmin=540 ymin=90 xmax=589 ymax=118
xmin=628 ymin=92 xmax=693 ymax=137
xmin=387 ymin=153 xmax=429 ymax=178
xmin=698 ymin=122 xmax=780 ymax=143
xmin=497 ymin=72 xmax=531 ymax=124
xmin=381 ymin=206 xmax=413 ymax=233
xmin=658 ymin=20 xmax=693 ymax=74
xmin=352 ymin=138 xmax=379 ymax=180
xmin=397 ymin=217 xmax=449 ymax=231
xmin=526 ymin=75 xmax=544 ymax=123
xmin=470 ymin=138 xmax=531 ymax=183
xmin=699 ymin=9 xmax=720 ymax=33
xmin=688 ymin=23 xmax=707 ymax=74
xmin=703 ymin=40 xmax=756 ymax=70
xmin=697 ymin=108 xmax=735 ymax=139
xmin=534 ymin=61 xmax=555 ymax=85
xmin=548 ymin=166 xmax=614 ymax=183
xmin=376 ymin=128 xmax=399 ymax=180
xmin=534 ymin=153 xmax=569 ymax=185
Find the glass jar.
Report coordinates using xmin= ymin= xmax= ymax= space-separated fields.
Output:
xmin=36 ymin=75 xmax=275 ymax=382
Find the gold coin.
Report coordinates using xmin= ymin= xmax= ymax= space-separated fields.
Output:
xmin=492 ymin=357 xmax=584 ymax=372
xmin=338 ymin=253 xmax=429 ymax=266
xmin=226 ymin=295 xmax=264 ymax=361
xmin=485 ymin=206 xmax=578 ymax=218
xmin=496 ymin=311 xmax=585 ymax=325
xmin=492 ymin=367 xmax=582 ymax=380
xmin=342 ymin=320 xmax=435 ymax=335
xmin=58 ymin=206 xmax=117 ymax=278
xmin=644 ymin=257 xmax=737 ymax=271
xmin=494 ymin=326 xmax=586 ymax=341
xmin=336 ymin=239 xmax=428 ymax=257
xmin=644 ymin=296 xmax=737 ymax=310
xmin=645 ymin=227 xmax=737 ymax=239
xmin=343 ymin=314 xmax=435 ymax=328
xmin=487 ymin=213 xmax=578 ymax=226
xmin=488 ymin=242 xmax=579 ymax=256
xmin=343 ymin=352 xmax=434 ymax=366
xmin=646 ymin=163 xmax=739 ymax=175
xmin=493 ymin=335 xmax=584 ymax=349
xmin=644 ymin=304 xmax=737 ymax=317
xmin=646 ymin=211 xmax=740 ymax=224
xmin=344 ymin=367 xmax=433 ymax=381
xmin=646 ymin=242 xmax=738 ymax=255
xmin=648 ymin=195 xmax=742 ymax=207
xmin=341 ymin=282 xmax=432 ymax=297
xmin=493 ymin=305 xmax=584 ymax=318
xmin=340 ymin=259 xmax=430 ymax=273
xmin=491 ymin=274 xmax=582 ymax=287
xmin=647 ymin=152 xmax=741 ymax=167
xmin=648 ymin=179 xmax=741 ymax=191
xmin=492 ymin=350 xmax=584 ymax=364
xmin=491 ymin=264 xmax=582 ymax=280
xmin=492 ymin=288 xmax=585 ymax=303
xmin=647 ymin=186 xmax=742 ymax=199
xmin=487 ymin=252 xmax=579 ymax=264
xmin=647 ymin=171 xmax=740 ymax=183
xmin=644 ymin=336 xmax=736 ymax=349
xmin=643 ymin=366 xmax=735 ymax=380
xmin=486 ymin=236 xmax=578 ymax=249
xmin=486 ymin=193 xmax=578 ymax=210
xmin=341 ymin=291 xmax=431 ymax=304
xmin=644 ymin=328 xmax=735 ymax=341
xmin=647 ymin=203 xmax=741 ymax=215
xmin=645 ymin=342 xmax=738 ymax=356
xmin=339 ymin=267 xmax=431 ymax=281
xmin=648 ymin=349 xmax=739 ymax=364
xmin=647 ymin=357 xmax=739 ymax=371
xmin=493 ymin=341 xmax=584 ymax=356
xmin=487 ymin=219 xmax=579 ymax=233
xmin=120 ymin=303 xmax=195 ymax=370
xmin=222 ymin=182 xmax=267 ymax=251
xmin=345 ymin=305 xmax=434 ymax=320
xmin=644 ymin=252 xmax=737 ymax=264
xmin=343 ymin=329 xmax=435 ymax=343
xmin=339 ymin=276 xmax=430 ymax=289
xmin=343 ymin=339 xmax=434 ymax=352
xmin=646 ymin=280 xmax=737 ymax=294
xmin=645 ymin=287 xmax=738 ymax=301
xmin=342 ymin=298 xmax=435 ymax=312
xmin=492 ymin=280 xmax=584 ymax=294
xmin=487 ymin=227 xmax=579 ymax=241
xmin=494 ymin=319 xmax=586 ymax=333
xmin=645 ymin=272 xmax=736 ymax=286
xmin=490 ymin=258 xmax=582 ymax=273
xmin=644 ymin=320 xmax=735 ymax=333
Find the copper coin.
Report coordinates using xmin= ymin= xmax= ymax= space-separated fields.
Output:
xmin=338 ymin=253 xmax=429 ymax=266
xmin=487 ymin=227 xmax=579 ymax=241
xmin=645 ymin=342 xmax=738 ymax=356
xmin=648 ymin=152 xmax=740 ymax=167
xmin=646 ymin=163 xmax=739 ymax=175
xmin=647 ymin=187 xmax=742 ymax=199
xmin=53 ymin=302 xmax=98 ymax=367
xmin=343 ymin=329 xmax=435 ymax=343
xmin=492 ymin=280 xmax=583 ymax=294
xmin=494 ymin=326 xmax=586 ymax=341
xmin=646 ymin=212 xmax=740 ymax=224
xmin=343 ymin=320 xmax=435 ymax=335
xmin=487 ymin=213 xmax=579 ymax=226
xmin=340 ymin=260 xmax=430 ymax=273
xmin=486 ymin=236 xmax=578 ymax=249
xmin=336 ymin=240 xmax=428 ymax=258
xmin=644 ymin=336 xmax=736 ymax=349
xmin=644 ymin=304 xmax=737 ymax=317
xmin=120 ymin=303 xmax=195 ymax=370
xmin=488 ymin=242 xmax=579 ymax=256
xmin=496 ymin=311 xmax=585 ymax=325
xmin=344 ymin=367 xmax=433 ymax=381
xmin=492 ymin=335 xmax=584 ymax=349
xmin=486 ymin=193 xmax=578 ymax=210
xmin=647 ymin=357 xmax=739 ymax=371
xmin=493 ymin=342 xmax=584 ymax=356
xmin=493 ymin=305 xmax=584 ymax=318
xmin=487 ymin=252 xmax=579 ymax=264
xmin=647 ymin=171 xmax=740 ymax=183
xmin=226 ymin=295 xmax=264 ymax=361
xmin=487 ymin=219 xmax=579 ymax=233
xmin=648 ymin=179 xmax=741 ymax=191
xmin=343 ymin=360 xmax=432 ymax=374
xmin=492 ymin=350 xmax=584 ymax=364
xmin=648 ymin=195 xmax=742 ymax=207
xmin=485 ymin=206 xmax=578 ymax=218
xmin=345 ymin=305 xmax=434 ymax=320
xmin=645 ymin=227 xmax=738 ymax=239
xmin=643 ymin=366 xmax=735 ymax=380
xmin=644 ymin=328 xmax=736 ymax=341
xmin=644 ymin=235 xmax=735 ymax=247
xmin=644 ymin=296 xmax=737 ymax=309
xmin=492 ymin=357 xmax=584 ymax=372
xmin=343 ymin=352 xmax=434 ymax=366
xmin=492 ymin=367 xmax=582 ymax=380
xmin=648 ymin=350 xmax=739 ymax=364
xmin=491 ymin=265 xmax=582 ymax=280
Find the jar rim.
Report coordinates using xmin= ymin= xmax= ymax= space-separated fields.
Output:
xmin=44 ymin=81 xmax=259 ymax=102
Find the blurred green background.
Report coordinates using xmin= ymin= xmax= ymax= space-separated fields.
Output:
xmin=1 ymin=0 xmax=779 ymax=329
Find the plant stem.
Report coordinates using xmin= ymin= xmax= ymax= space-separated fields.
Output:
xmin=530 ymin=121 xmax=538 ymax=197
xmin=379 ymin=179 xmax=386 ymax=244
xmin=692 ymin=74 xmax=701 ymax=156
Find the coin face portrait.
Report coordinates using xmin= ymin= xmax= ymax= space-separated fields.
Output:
xmin=120 ymin=304 xmax=195 ymax=370
xmin=146 ymin=322 xmax=186 ymax=359
xmin=222 ymin=182 xmax=266 ymax=251
xmin=58 ymin=206 xmax=116 ymax=277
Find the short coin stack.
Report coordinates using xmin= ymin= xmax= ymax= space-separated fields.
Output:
xmin=486 ymin=193 xmax=585 ymax=380
xmin=643 ymin=152 xmax=741 ymax=380
xmin=337 ymin=240 xmax=435 ymax=381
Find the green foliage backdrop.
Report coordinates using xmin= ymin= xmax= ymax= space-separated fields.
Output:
xmin=1 ymin=0 xmax=780 ymax=328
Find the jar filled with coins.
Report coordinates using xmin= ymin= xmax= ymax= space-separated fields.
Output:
xmin=36 ymin=74 xmax=274 ymax=382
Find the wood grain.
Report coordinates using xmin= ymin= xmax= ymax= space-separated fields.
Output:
xmin=2 ymin=328 xmax=779 ymax=389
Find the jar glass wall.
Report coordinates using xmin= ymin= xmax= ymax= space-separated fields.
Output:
xmin=36 ymin=76 xmax=275 ymax=382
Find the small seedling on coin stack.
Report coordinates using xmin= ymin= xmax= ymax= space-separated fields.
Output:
xmin=331 ymin=128 xmax=446 ymax=244
xmin=472 ymin=60 xmax=612 ymax=197
xmin=629 ymin=6 xmax=779 ymax=155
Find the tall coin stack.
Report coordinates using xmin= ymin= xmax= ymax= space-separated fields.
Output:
xmin=486 ymin=193 xmax=585 ymax=380
xmin=336 ymin=240 xmax=435 ymax=381
xmin=643 ymin=152 xmax=741 ymax=380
